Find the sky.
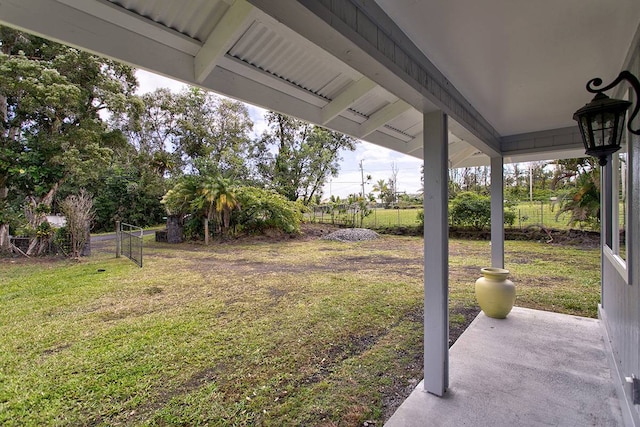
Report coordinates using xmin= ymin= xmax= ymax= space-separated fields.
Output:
xmin=135 ymin=70 xmax=424 ymax=200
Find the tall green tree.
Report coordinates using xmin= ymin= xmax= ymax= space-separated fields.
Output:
xmin=0 ymin=26 xmax=137 ymax=253
xmin=253 ymin=112 xmax=356 ymax=204
xmin=118 ymin=87 xmax=254 ymax=180
xmin=92 ymin=165 xmax=166 ymax=232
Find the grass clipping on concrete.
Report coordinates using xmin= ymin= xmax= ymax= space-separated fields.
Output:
xmin=0 ymin=234 xmax=600 ymax=426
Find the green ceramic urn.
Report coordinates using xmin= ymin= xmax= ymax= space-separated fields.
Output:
xmin=475 ymin=267 xmax=515 ymax=319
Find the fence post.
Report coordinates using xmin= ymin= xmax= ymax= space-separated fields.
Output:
xmin=518 ymin=209 xmax=522 ymax=229
xmin=540 ymin=201 xmax=544 ymax=227
xmin=115 ymin=220 xmax=121 ymax=258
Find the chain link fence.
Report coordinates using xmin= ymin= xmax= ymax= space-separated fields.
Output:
xmin=116 ymin=222 xmax=143 ymax=267
xmin=307 ymin=200 xmax=623 ymax=231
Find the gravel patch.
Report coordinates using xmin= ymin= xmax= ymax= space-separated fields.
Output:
xmin=322 ymin=228 xmax=379 ymax=242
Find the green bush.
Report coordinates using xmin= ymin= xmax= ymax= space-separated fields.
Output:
xmin=449 ymin=192 xmax=515 ymax=230
xmin=53 ymin=226 xmax=71 ymax=256
xmin=504 ymin=210 xmax=516 ymax=226
xmin=183 ymin=215 xmax=203 ymax=241
xmin=232 ymin=187 xmax=303 ymax=234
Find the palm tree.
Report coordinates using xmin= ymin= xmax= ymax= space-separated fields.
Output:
xmin=195 ymin=176 xmax=219 ymax=245
xmin=197 ymin=176 xmax=240 ymax=243
xmin=555 ymin=168 xmax=601 ymax=229
xmin=163 ymin=174 xmax=240 ymax=244
xmin=161 ymin=175 xmax=200 ymax=215
xmin=372 ymin=179 xmax=388 ymax=203
xmin=214 ymin=177 xmax=239 ymax=236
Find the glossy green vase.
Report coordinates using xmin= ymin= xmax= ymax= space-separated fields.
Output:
xmin=475 ymin=267 xmax=515 ymax=319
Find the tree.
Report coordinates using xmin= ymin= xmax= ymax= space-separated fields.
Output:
xmin=373 ymin=179 xmax=394 ymax=208
xmin=0 ymin=26 xmax=137 ymax=253
xmin=58 ymin=190 xmax=94 ymax=258
xmin=195 ymin=175 xmax=239 ymax=242
xmin=449 ymin=192 xmax=516 ymax=230
xmin=252 ymin=112 xmax=356 ymax=204
xmin=555 ymin=158 xmax=600 ymax=229
xmin=111 ymin=88 xmax=183 ymax=178
xmin=231 ymin=186 xmax=303 ymax=234
xmin=92 ymin=165 xmax=165 ymax=232
xmin=118 ymin=87 xmax=254 ymax=180
xmin=162 ymin=174 xmax=239 ymax=244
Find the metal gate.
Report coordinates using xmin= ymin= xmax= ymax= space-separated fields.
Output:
xmin=116 ymin=221 xmax=143 ymax=267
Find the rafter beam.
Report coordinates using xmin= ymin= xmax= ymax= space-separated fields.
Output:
xmin=57 ymin=0 xmax=201 ymax=55
xmin=448 ymin=139 xmax=470 ymax=156
xmin=405 ymin=132 xmax=424 ymax=155
xmin=321 ymin=77 xmax=377 ymax=124
xmin=203 ymin=65 xmax=416 ymax=156
xmin=359 ymin=100 xmax=411 ymax=138
xmin=194 ymin=0 xmax=253 ymax=83
xmin=450 ymin=146 xmax=480 ymax=168
xmin=0 ymin=0 xmax=196 ymax=82
xmin=248 ymin=0 xmax=502 ymax=153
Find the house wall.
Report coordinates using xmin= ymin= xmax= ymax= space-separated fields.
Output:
xmin=601 ymin=22 xmax=640 ymax=426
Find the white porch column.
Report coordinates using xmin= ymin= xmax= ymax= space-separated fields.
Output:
xmin=490 ymin=156 xmax=505 ymax=268
xmin=423 ymin=110 xmax=449 ymax=396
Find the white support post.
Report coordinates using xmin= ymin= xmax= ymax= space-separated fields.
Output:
xmin=490 ymin=156 xmax=504 ymax=268
xmin=601 ymin=160 xmax=613 ymax=306
xmin=423 ymin=110 xmax=449 ymax=396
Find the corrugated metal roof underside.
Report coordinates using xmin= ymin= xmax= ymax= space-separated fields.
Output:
xmin=102 ymin=1 xmax=429 ymax=151
xmin=108 ymin=0 xmax=228 ymax=41
xmin=228 ymin=21 xmax=357 ymax=99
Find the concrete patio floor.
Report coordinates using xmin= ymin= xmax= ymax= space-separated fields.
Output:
xmin=385 ymin=306 xmax=623 ymax=426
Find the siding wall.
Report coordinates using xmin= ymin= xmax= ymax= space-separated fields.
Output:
xmin=601 ymin=22 xmax=640 ymax=426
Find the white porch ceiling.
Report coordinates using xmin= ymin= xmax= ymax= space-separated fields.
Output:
xmin=376 ymin=0 xmax=640 ymax=137
xmin=1 ymin=0 xmax=639 ymax=167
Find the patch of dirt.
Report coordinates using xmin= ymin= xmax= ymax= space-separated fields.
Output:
xmin=183 ymin=250 xmax=424 ymax=277
xmin=120 ymin=366 xmax=221 ymax=425
xmin=304 ymin=332 xmax=385 ymax=385
xmin=449 ymin=305 xmax=481 ymax=346
xmin=223 ymin=223 xmax=342 ymax=245
xmin=380 ymin=303 xmax=480 ymax=421
xmin=41 ymin=343 xmax=71 ymax=357
xmin=514 ymin=276 xmax=568 ymax=288
xmin=0 ymin=254 xmax=69 ymax=265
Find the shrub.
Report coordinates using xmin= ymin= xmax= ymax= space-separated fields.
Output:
xmin=232 ymin=187 xmax=303 ymax=234
xmin=59 ymin=190 xmax=94 ymax=258
xmin=504 ymin=210 xmax=516 ymax=227
xmin=449 ymin=192 xmax=515 ymax=230
xmin=53 ymin=226 xmax=72 ymax=256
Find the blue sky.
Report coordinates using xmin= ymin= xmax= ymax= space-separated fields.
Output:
xmin=136 ymin=70 xmax=423 ymax=200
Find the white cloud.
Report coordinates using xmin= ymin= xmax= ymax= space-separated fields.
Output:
xmin=246 ymin=105 xmax=269 ymax=138
xmin=136 ymin=69 xmax=187 ymax=94
xmin=324 ymin=142 xmax=422 ymax=200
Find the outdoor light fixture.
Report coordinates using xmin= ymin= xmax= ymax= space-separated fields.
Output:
xmin=573 ymin=71 xmax=640 ymax=166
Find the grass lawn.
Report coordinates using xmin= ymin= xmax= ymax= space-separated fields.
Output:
xmin=0 ymin=229 xmax=600 ymax=426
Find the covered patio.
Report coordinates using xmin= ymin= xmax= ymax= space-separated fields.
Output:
xmin=386 ymin=307 xmax=623 ymax=426
xmin=1 ymin=0 xmax=639 ymax=425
